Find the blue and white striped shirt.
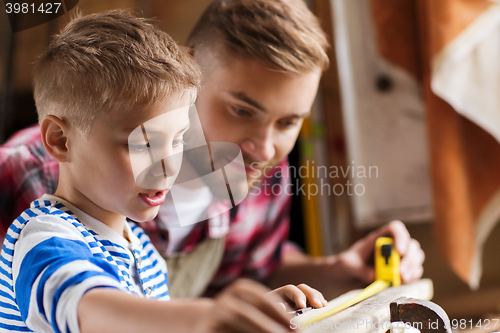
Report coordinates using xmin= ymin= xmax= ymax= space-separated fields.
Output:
xmin=0 ymin=195 xmax=169 ymax=333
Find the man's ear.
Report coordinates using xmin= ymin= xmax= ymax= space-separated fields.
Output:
xmin=40 ymin=115 xmax=70 ymax=162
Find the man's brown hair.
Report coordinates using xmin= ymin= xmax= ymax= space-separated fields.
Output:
xmin=186 ymin=0 xmax=329 ymax=74
xmin=33 ymin=10 xmax=201 ymax=134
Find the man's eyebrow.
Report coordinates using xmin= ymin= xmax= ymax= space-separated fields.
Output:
xmin=229 ymin=91 xmax=311 ymax=118
xmin=288 ymin=111 xmax=311 ymax=118
xmin=229 ymin=91 xmax=266 ymax=112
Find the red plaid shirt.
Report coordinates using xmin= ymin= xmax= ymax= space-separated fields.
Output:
xmin=0 ymin=125 xmax=293 ymax=295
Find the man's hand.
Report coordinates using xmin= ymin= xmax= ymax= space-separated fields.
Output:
xmin=335 ymin=220 xmax=425 ymax=284
xmin=267 ymin=220 xmax=425 ymax=299
xmin=200 ymin=279 xmax=294 ymax=333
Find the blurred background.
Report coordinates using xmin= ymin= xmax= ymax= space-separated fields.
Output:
xmin=1 ymin=0 xmax=500 ymax=329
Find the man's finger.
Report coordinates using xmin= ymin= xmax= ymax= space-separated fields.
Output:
xmin=385 ymin=220 xmax=411 ymax=255
xmin=400 ymin=239 xmax=425 ymax=282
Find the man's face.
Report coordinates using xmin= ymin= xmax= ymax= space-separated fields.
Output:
xmin=194 ymin=54 xmax=321 ymax=191
xmin=64 ymin=95 xmax=191 ymax=226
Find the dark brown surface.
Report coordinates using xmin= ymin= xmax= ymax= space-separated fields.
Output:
xmin=391 ymin=297 xmax=452 ymax=333
xmin=370 ymin=0 xmax=421 ymax=79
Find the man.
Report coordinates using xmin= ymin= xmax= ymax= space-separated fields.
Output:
xmin=181 ymin=0 xmax=424 ymax=297
xmin=0 ymin=0 xmax=424 ymax=305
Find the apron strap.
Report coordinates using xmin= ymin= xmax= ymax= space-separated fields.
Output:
xmin=165 ymin=235 xmax=226 ymax=298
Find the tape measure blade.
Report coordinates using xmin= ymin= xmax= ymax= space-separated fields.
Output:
xmin=305 ymin=280 xmax=391 ymax=324
xmin=355 ymin=279 xmax=391 ymax=301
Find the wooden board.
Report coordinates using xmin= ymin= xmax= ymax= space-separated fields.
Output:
xmin=292 ymin=279 xmax=434 ymax=332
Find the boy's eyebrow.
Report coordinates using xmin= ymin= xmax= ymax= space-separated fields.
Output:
xmin=176 ymin=124 xmax=191 ymax=135
xmin=229 ymin=91 xmax=311 ymax=118
xmin=123 ymin=124 xmax=190 ymax=139
xmin=140 ymin=124 xmax=190 ymax=137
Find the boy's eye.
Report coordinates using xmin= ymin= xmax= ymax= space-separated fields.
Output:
xmin=128 ymin=143 xmax=148 ymax=153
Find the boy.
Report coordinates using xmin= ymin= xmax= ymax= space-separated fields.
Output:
xmin=0 ymin=10 xmax=326 ymax=333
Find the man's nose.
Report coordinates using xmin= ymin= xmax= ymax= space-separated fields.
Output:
xmin=240 ymin=127 xmax=275 ymax=162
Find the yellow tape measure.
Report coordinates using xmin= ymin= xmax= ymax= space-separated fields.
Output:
xmin=305 ymin=237 xmax=401 ymax=324
xmin=375 ymin=237 xmax=401 ymax=287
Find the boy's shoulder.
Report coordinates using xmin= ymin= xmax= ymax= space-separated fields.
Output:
xmin=7 ymin=194 xmax=159 ymax=265
xmin=9 ymin=195 xmax=154 ymax=248
xmin=14 ymin=195 xmax=81 ymax=229
xmin=4 ymin=196 xmax=88 ymax=253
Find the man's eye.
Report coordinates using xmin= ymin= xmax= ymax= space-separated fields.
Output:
xmin=173 ymin=138 xmax=186 ymax=148
xmin=233 ymin=107 xmax=251 ymax=117
xmin=128 ymin=143 xmax=148 ymax=153
xmin=279 ymin=120 xmax=297 ymax=128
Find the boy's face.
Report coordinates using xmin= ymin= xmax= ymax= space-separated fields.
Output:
xmin=194 ymin=54 xmax=321 ymax=191
xmin=64 ymin=95 xmax=191 ymax=227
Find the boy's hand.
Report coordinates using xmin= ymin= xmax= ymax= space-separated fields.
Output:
xmin=199 ymin=278 xmax=294 ymax=333
xmin=267 ymin=283 xmax=328 ymax=312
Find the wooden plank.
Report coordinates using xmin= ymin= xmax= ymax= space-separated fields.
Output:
xmin=292 ymin=279 xmax=434 ymax=332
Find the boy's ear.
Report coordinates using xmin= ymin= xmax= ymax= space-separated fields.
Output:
xmin=40 ymin=115 xmax=70 ymax=162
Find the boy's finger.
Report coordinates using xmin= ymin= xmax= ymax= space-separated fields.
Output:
xmin=296 ymin=284 xmax=326 ymax=308
xmin=231 ymin=280 xmax=293 ymax=327
xmin=216 ymin=296 xmax=292 ymax=333
xmin=276 ymin=302 xmax=287 ymax=313
xmin=280 ymin=285 xmax=306 ymax=309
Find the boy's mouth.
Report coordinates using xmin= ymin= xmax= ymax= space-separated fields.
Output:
xmin=139 ymin=190 xmax=167 ymax=207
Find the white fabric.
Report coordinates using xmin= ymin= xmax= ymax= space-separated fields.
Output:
xmin=157 ymin=181 xmax=211 ymax=255
xmin=432 ymin=4 xmax=500 ymax=144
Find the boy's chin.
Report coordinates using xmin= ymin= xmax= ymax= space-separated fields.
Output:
xmin=131 ymin=207 xmax=160 ymax=223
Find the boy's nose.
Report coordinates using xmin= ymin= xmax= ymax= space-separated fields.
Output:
xmin=160 ymin=158 xmax=178 ymax=177
xmin=150 ymin=157 xmax=178 ymax=178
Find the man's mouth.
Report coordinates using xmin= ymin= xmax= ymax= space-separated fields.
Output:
xmin=224 ymin=158 xmax=262 ymax=175
xmin=244 ymin=163 xmax=261 ymax=175
xmin=139 ymin=190 xmax=167 ymax=206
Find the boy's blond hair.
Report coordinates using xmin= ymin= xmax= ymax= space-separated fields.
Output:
xmin=187 ymin=0 xmax=329 ymax=74
xmin=33 ymin=10 xmax=201 ymax=134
